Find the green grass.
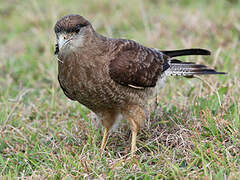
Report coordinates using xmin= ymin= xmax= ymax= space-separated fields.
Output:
xmin=0 ymin=0 xmax=240 ymax=179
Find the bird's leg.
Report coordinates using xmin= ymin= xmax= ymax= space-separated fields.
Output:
xmin=100 ymin=127 xmax=109 ymax=150
xmin=98 ymin=110 xmax=118 ymax=151
xmin=131 ymin=130 xmax=137 ymax=157
xmin=123 ymin=105 xmax=146 ymax=157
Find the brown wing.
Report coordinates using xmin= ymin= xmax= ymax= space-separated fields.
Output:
xmin=109 ymin=39 xmax=170 ymax=89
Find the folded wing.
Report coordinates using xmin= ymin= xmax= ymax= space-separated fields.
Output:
xmin=109 ymin=40 xmax=169 ymax=89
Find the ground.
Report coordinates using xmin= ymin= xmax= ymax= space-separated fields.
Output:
xmin=0 ymin=0 xmax=239 ymax=179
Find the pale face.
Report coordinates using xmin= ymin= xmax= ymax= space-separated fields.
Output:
xmin=54 ymin=15 xmax=91 ymax=55
xmin=56 ymin=31 xmax=85 ymax=54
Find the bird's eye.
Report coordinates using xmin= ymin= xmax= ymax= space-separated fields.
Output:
xmin=74 ymin=24 xmax=87 ymax=33
xmin=75 ymin=28 xmax=80 ymax=33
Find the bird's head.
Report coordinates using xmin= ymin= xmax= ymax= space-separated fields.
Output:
xmin=54 ymin=14 xmax=92 ymax=55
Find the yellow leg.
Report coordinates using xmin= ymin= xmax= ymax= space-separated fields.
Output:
xmin=123 ymin=105 xmax=145 ymax=157
xmin=100 ymin=128 xmax=109 ymax=150
xmin=131 ymin=130 xmax=137 ymax=157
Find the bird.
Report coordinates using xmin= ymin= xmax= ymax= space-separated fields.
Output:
xmin=54 ymin=14 xmax=226 ymax=157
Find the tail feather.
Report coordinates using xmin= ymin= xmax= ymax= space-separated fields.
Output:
xmin=165 ymin=59 xmax=226 ymax=77
xmin=162 ymin=48 xmax=211 ymax=57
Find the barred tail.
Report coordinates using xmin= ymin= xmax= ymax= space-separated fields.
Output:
xmin=165 ymin=59 xmax=226 ymax=77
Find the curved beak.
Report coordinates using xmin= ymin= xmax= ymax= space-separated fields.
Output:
xmin=54 ymin=43 xmax=59 ymax=55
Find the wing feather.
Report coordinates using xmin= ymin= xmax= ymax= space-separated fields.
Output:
xmin=109 ymin=40 xmax=169 ymax=88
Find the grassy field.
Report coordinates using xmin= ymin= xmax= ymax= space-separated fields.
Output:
xmin=0 ymin=0 xmax=239 ymax=179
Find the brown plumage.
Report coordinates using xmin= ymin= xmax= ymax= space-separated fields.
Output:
xmin=54 ymin=14 xmax=226 ymax=157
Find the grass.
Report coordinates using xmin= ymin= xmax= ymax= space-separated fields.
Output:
xmin=0 ymin=0 xmax=239 ymax=179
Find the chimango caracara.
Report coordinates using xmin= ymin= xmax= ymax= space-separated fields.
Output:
xmin=54 ymin=14 xmax=225 ymax=157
